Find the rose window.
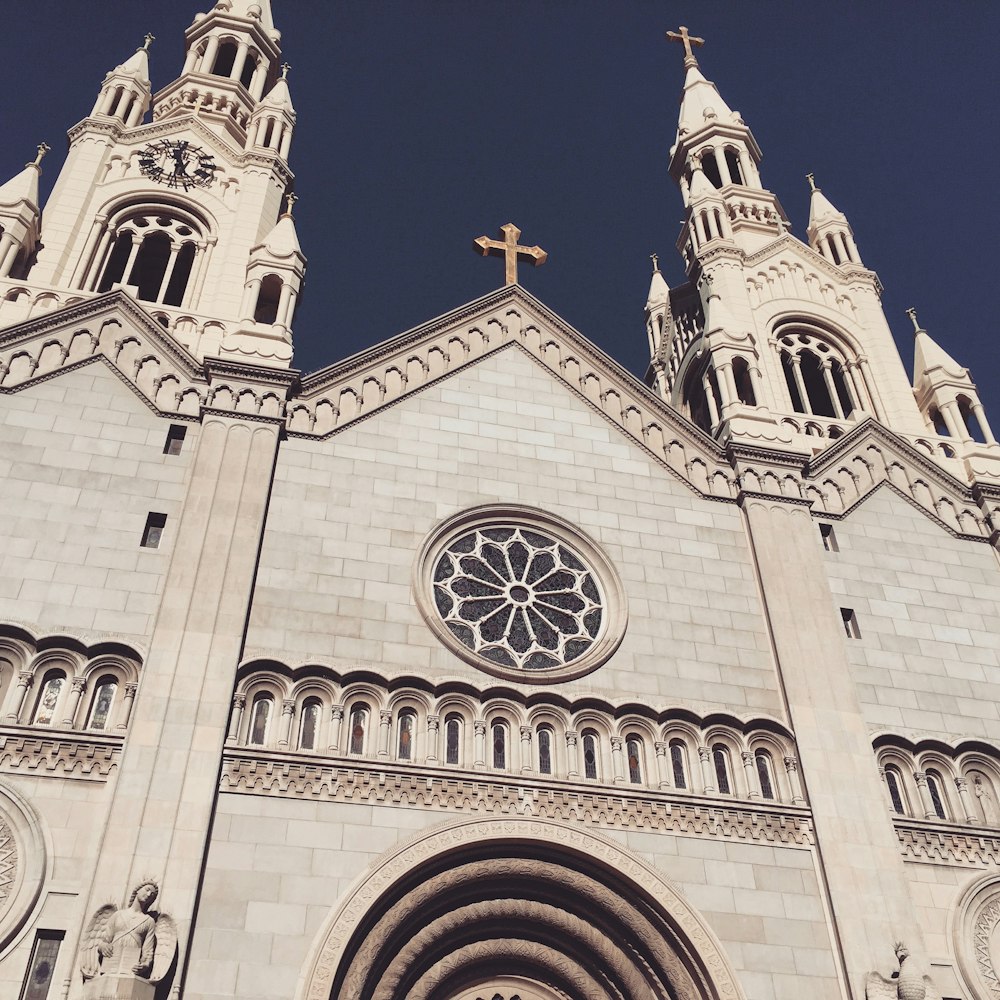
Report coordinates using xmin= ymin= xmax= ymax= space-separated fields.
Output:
xmin=432 ymin=526 xmax=604 ymax=671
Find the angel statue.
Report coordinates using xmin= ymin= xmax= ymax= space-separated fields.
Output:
xmin=79 ymin=880 xmax=176 ymax=997
xmin=865 ymin=942 xmax=937 ymax=1000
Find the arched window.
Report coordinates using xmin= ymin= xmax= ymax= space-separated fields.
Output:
xmin=683 ymin=359 xmax=722 ymax=434
xmin=712 ymin=744 xmax=732 ymax=795
xmin=582 ymin=729 xmax=599 ymax=780
xmin=95 ymin=213 xmax=203 ymax=307
xmin=754 ymin=749 xmax=776 ymax=800
xmin=492 ymin=721 xmax=508 ymax=770
xmin=248 ymin=693 xmax=272 ymax=746
xmin=254 ymin=274 xmax=283 ymax=324
xmin=926 ymin=770 xmax=948 ymax=820
xmin=798 ymin=351 xmax=836 ymax=417
xmin=349 ymin=704 xmax=369 ymax=756
xmin=884 ymin=765 xmax=907 ymax=814
xmin=929 ymin=406 xmax=949 ymax=436
xmin=537 ymin=727 xmax=553 ymax=775
xmin=777 ymin=331 xmax=863 ymax=420
xmin=212 ymin=40 xmax=238 ymax=77
xmin=445 ymin=713 xmax=462 ymax=765
xmin=87 ymin=675 xmax=118 ymax=730
xmin=724 ymin=148 xmax=744 ymax=185
xmin=397 ymin=710 xmax=416 ymax=761
xmin=240 ymin=52 xmax=258 ymax=90
xmin=702 ymin=153 xmax=723 ymax=189
xmin=732 ymin=357 xmax=756 ymax=406
xmin=958 ymin=395 xmax=986 ymax=443
xmin=970 ymin=770 xmax=999 ymax=825
xmin=831 ymin=360 xmax=854 ymax=417
xmin=626 ymin=736 xmax=643 ymax=785
xmin=32 ymin=671 xmax=65 ymax=726
xmin=298 ymin=697 xmax=322 ymax=750
xmin=669 ymin=740 xmax=688 ymax=789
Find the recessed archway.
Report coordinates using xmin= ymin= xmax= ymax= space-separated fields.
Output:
xmin=298 ymin=817 xmax=746 ymax=1000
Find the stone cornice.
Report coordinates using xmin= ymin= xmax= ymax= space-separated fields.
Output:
xmin=220 ymin=751 xmax=814 ymax=846
xmin=896 ymin=817 xmax=1000 ymax=868
xmin=0 ymin=727 xmax=123 ymax=781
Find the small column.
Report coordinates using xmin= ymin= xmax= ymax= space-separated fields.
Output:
xmin=954 ymin=777 xmax=979 ymax=824
xmin=84 ymin=225 xmax=114 ymax=291
xmin=940 ymin=399 xmax=969 ymax=442
xmin=821 ymin=361 xmax=845 ymax=419
xmin=278 ymin=699 xmax=295 ymax=749
xmin=913 ymin=772 xmax=936 ymax=819
xmin=836 ymin=232 xmax=853 ymax=265
xmin=225 ymin=694 xmax=246 ymax=744
xmin=250 ymin=116 xmax=267 ymax=148
xmin=96 ymin=87 xmax=117 ymax=116
xmin=845 ymin=232 xmax=861 ymax=263
xmin=713 ymin=146 xmax=730 ymax=186
xmin=121 ymin=233 xmax=144 ymax=287
xmin=678 ymin=173 xmax=690 ymax=206
xmin=705 ymin=209 xmax=721 ymax=241
xmin=610 ymin=736 xmax=625 ymax=784
xmin=971 ymin=402 xmax=997 ymax=445
xmin=698 ymin=746 xmax=716 ymax=794
xmin=565 ymin=730 xmax=579 ymax=778
xmin=691 ymin=212 xmax=707 ymax=246
xmin=231 ymin=40 xmax=251 ymax=82
xmin=473 ymin=720 xmax=487 ymax=770
xmin=520 ymin=726 xmax=533 ymax=773
xmin=702 ymin=373 xmax=720 ymax=426
xmin=737 ymin=148 xmax=754 ymax=187
xmin=62 ymin=678 xmax=88 ymax=728
xmin=279 ymin=125 xmax=293 ymax=160
xmin=655 ymin=742 xmax=671 ymax=789
xmin=249 ymin=61 xmax=268 ymax=100
xmin=0 ymin=234 xmax=21 ymax=278
xmin=741 ymin=751 xmax=759 ymax=800
xmin=719 ymin=360 xmax=739 ymax=408
xmin=790 ymin=355 xmax=812 ymax=415
xmin=201 ymin=35 xmax=221 ymax=73
xmin=782 ymin=756 xmax=804 ymax=804
xmin=126 ymin=97 xmax=146 ymax=128
xmin=377 ymin=710 xmax=392 ymax=759
xmin=328 ymin=706 xmax=344 ymax=752
xmin=240 ymin=277 xmax=262 ymax=320
xmin=276 ymin=282 xmax=295 ymax=327
xmin=857 ymin=358 xmax=885 ymax=422
xmin=155 ymin=243 xmax=182 ymax=304
xmin=426 ymin=715 xmax=440 ymax=764
xmin=6 ymin=672 xmax=33 ymax=723
xmin=71 ymin=218 xmax=106 ymax=289
xmin=182 ymin=47 xmax=198 ymax=75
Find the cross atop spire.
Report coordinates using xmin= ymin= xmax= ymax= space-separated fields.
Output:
xmin=283 ymin=191 xmax=298 ymax=216
xmin=30 ymin=143 xmax=50 ymax=168
xmin=650 ymin=252 xmax=659 ymax=273
xmin=666 ymin=26 xmax=704 ymax=69
xmin=472 ymin=223 xmax=547 ymax=286
xmin=906 ymin=307 xmax=922 ymax=333
xmin=807 ymin=172 xmax=817 ymax=192
xmin=142 ymin=33 xmax=155 ymax=52
xmin=281 ymin=62 xmax=291 ymax=80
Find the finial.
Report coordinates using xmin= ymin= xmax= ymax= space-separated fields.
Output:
xmin=806 ymin=172 xmax=817 ymax=192
xmin=29 ymin=143 xmax=50 ymax=168
xmin=280 ymin=62 xmax=291 ymax=80
xmin=650 ymin=252 xmax=659 ymax=273
xmin=905 ymin=307 xmax=921 ymax=332
xmin=666 ymin=26 xmax=705 ymax=69
xmin=283 ymin=191 xmax=298 ymax=216
xmin=142 ymin=33 xmax=155 ymax=52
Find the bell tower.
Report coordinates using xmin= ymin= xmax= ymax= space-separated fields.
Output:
xmin=12 ymin=0 xmax=304 ymax=368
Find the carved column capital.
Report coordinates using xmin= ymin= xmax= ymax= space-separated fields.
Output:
xmin=474 ymin=720 xmax=487 ymax=737
xmin=233 ymin=693 xmax=246 ymax=709
xmin=741 ymin=750 xmax=754 ymax=765
xmin=17 ymin=671 xmax=33 ymax=688
xmin=913 ymin=770 xmax=928 ymax=787
xmin=427 ymin=714 xmax=440 ymax=731
xmin=519 ymin=726 xmax=532 ymax=740
xmin=71 ymin=677 xmax=88 ymax=694
xmin=698 ymin=745 xmax=711 ymax=763
xmin=655 ymin=741 xmax=667 ymax=756
xmin=955 ymin=776 xmax=968 ymax=791
xmin=610 ymin=736 xmax=623 ymax=749
xmin=281 ymin=699 xmax=296 ymax=717
xmin=379 ymin=710 xmax=392 ymax=724
xmin=565 ymin=730 xmax=578 ymax=746
xmin=331 ymin=705 xmax=344 ymax=721
xmin=783 ymin=755 xmax=798 ymax=772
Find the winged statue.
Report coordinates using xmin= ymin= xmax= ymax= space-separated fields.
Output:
xmin=79 ymin=880 xmax=177 ymax=989
xmin=865 ymin=942 xmax=937 ymax=1000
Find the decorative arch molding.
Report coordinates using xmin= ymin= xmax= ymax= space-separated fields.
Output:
xmin=954 ymin=873 xmax=1000 ymax=999
xmin=0 ymin=778 xmax=47 ymax=957
xmin=298 ymin=816 xmax=747 ymax=1000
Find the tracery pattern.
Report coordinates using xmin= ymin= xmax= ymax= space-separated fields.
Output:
xmin=0 ymin=817 xmax=17 ymax=911
xmin=432 ymin=526 xmax=603 ymax=671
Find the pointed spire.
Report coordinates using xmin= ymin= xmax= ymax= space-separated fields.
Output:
xmin=261 ymin=72 xmax=295 ymax=112
xmin=646 ymin=254 xmax=670 ymax=310
xmin=910 ymin=308 xmax=966 ymax=381
xmin=224 ymin=0 xmax=275 ymax=30
xmin=115 ymin=34 xmax=153 ymax=84
xmin=807 ymin=173 xmax=845 ymax=226
xmin=263 ymin=195 xmax=303 ymax=256
xmin=0 ymin=144 xmax=48 ymax=208
xmin=677 ymin=63 xmax=735 ymax=134
xmin=687 ymin=159 xmax=715 ymax=199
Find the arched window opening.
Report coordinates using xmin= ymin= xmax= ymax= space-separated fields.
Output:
xmin=827 ymin=236 xmax=842 ymax=265
xmin=98 ymin=232 xmax=133 ymax=292
xmin=626 ymin=736 xmax=643 ymax=784
xmin=397 ymin=710 xmax=415 ymax=761
xmin=884 ymin=765 xmax=906 ymax=814
xmin=926 ymin=770 xmax=948 ymax=820
xmin=537 ymin=727 xmax=553 ymax=775
xmin=349 ymin=703 xmax=369 ymax=756
xmin=712 ymin=744 xmax=732 ymax=795
xmin=298 ymin=697 xmax=321 ymax=750
xmin=702 ymin=153 xmax=723 ymax=189
xmin=958 ymin=395 xmax=986 ymax=443
xmin=492 ymin=721 xmax=508 ymax=770
xmin=240 ymin=52 xmax=258 ymax=90
xmin=929 ymin=407 xmax=949 ymax=436
xmin=683 ymin=360 xmax=722 ymax=434
xmin=831 ymin=360 xmax=854 ymax=417
xmin=131 ymin=231 xmax=171 ymax=302
xmin=445 ymin=713 xmax=462 ymax=765
xmin=254 ymin=274 xmax=283 ymax=324
xmin=755 ymin=749 xmax=776 ymax=800
xmin=248 ymin=693 xmax=272 ymax=746
xmin=87 ymin=675 xmax=118 ymax=730
xmin=212 ymin=40 xmax=238 ymax=77
xmin=781 ymin=351 xmax=805 ymax=413
xmin=32 ymin=671 xmax=65 ymax=726
xmin=970 ymin=771 xmax=999 ymax=825
xmin=732 ymin=357 xmax=756 ymax=406
xmin=582 ymin=729 xmax=599 ymax=780
xmin=262 ymin=119 xmax=276 ymax=149
xmin=669 ymin=740 xmax=688 ymax=789
xmin=163 ymin=242 xmax=196 ymax=307
xmin=799 ymin=351 xmax=836 ymax=417
xmin=724 ymin=148 xmax=744 ymax=185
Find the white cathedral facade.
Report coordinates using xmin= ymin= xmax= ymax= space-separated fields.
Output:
xmin=0 ymin=4 xmax=998 ymax=1000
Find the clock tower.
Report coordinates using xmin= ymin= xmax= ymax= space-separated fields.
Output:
xmin=24 ymin=0 xmax=304 ymax=368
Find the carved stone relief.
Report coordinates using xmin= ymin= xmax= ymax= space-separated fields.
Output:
xmin=0 ymin=815 xmax=17 ymax=913
xmin=955 ymin=875 xmax=1000 ymax=1000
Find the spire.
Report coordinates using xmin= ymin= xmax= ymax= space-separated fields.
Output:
xmin=645 ymin=254 xmax=670 ymax=310
xmin=263 ymin=194 xmax=303 ymax=256
xmin=0 ymin=144 xmax=48 ymax=209
xmin=805 ymin=174 xmax=863 ymax=266
xmin=90 ymin=35 xmax=153 ymax=125
xmin=807 ymin=173 xmax=845 ymax=227
xmin=116 ymin=34 xmax=153 ymax=85
xmin=261 ymin=70 xmax=295 ymax=112
xmin=909 ymin=308 xmax=966 ymax=381
xmin=677 ymin=62 xmax=736 ymax=136
xmin=223 ymin=0 xmax=275 ymax=31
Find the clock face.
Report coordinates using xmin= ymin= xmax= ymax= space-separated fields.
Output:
xmin=138 ymin=140 xmax=217 ymax=191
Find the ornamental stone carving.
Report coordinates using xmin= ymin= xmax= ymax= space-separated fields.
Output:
xmin=955 ymin=875 xmax=1000 ymax=1000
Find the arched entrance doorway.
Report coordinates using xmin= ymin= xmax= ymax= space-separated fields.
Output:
xmin=299 ymin=817 xmax=746 ymax=1000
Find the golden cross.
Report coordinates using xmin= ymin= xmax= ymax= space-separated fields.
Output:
xmin=472 ymin=223 xmax=547 ymax=286
xmin=666 ymin=25 xmax=704 ymax=68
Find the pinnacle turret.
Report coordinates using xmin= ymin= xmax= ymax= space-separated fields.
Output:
xmin=0 ymin=143 xmax=47 ymax=278
xmin=805 ymin=174 xmax=862 ymax=266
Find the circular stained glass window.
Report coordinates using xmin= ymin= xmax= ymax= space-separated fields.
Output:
xmin=416 ymin=505 xmax=627 ymax=682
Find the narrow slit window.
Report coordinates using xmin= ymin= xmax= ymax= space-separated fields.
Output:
xmin=537 ymin=727 xmax=553 ymax=775
xmin=163 ymin=424 xmax=187 ymax=456
xmin=141 ymin=512 xmax=167 ymax=549
xmin=445 ymin=714 xmax=461 ymax=765
xmin=841 ymin=607 xmax=861 ymax=639
xmin=819 ymin=523 xmax=838 ymax=552
xmin=670 ymin=740 xmax=688 ymax=789
xmin=755 ymin=749 xmax=776 ymax=800
xmin=884 ymin=766 xmax=906 ymax=814
xmin=397 ymin=711 xmax=415 ymax=761
xmin=492 ymin=722 xmax=507 ymax=770
xmin=713 ymin=744 xmax=732 ymax=795
xmin=926 ymin=770 xmax=948 ymax=820
xmin=19 ymin=930 xmax=63 ymax=1000
xmin=626 ymin=736 xmax=643 ymax=784
xmin=582 ymin=730 xmax=599 ymax=780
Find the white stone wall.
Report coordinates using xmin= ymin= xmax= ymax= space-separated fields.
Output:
xmin=247 ymin=347 xmax=780 ymax=716
xmin=0 ymin=364 xmax=194 ymax=639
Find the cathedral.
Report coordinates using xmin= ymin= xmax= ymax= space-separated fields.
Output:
xmin=1 ymin=3 xmax=999 ymax=1000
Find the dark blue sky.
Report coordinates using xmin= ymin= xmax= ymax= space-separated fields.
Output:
xmin=5 ymin=3 xmax=999 ymax=418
